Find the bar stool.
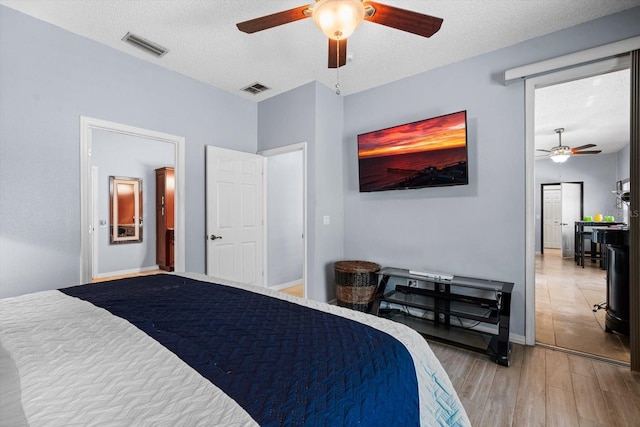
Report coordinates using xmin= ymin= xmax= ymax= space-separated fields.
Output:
xmin=577 ymin=231 xmax=590 ymax=267
xmin=578 ymin=231 xmax=602 ymax=268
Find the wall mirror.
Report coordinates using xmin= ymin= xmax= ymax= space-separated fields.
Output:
xmin=110 ymin=176 xmax=143 ymax=244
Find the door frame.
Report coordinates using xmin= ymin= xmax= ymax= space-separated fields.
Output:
xmin=524 ymin=56 xmax=631 ymax=345
xmin=258 ymin=142 xmax=308 ymax=299
xmin=540 ymin=181 xmax=584 ymax=255
xmin=91 ymin=166 xmax=99 ymax=275
xmin=80 ymin=117 xmax=185 ymax=283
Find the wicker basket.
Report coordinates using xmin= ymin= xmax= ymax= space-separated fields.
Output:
xmin=334 ymin=260 xmax=381 ymax=312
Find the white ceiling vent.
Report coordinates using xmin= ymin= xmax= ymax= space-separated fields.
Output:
xmin=122 ymin=32 xmax=168 ymax=57
xmin=241 ymin=82 xmax=270 ymax=95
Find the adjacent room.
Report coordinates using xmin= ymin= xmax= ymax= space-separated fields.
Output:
xmin=1 ymin=1 xmax=639 ymax=425
xmin=534 ymin=69 xmax=632 ymax=363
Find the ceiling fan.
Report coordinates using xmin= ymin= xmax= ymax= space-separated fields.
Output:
xmin=537 ymin=128 xmax=601 ymax=163
xmin=236 ymin=0 xmax=443 ymax=69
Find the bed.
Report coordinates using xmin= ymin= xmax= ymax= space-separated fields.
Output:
xmin=0 ymin=272 xmax=470 ymax=426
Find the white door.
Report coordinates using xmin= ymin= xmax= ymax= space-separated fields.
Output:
xmin=561 ymin=182 xmax=582 ymax=258
xmin=543 ymin=187 xmax=562 ymax=249
xmin=206 ymin=146 xmax=263 ymax=285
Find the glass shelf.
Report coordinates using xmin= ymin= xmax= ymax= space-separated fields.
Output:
xmin=373 ymin=267 xmax=513 ymax=366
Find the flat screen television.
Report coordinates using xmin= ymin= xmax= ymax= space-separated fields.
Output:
xmin=357 ymin=110 xmax=468 ymax=192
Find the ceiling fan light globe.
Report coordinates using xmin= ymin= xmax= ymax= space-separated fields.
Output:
xmin=312 ymin=0 xmax=365 ymax=40
xmin=550 ymin=154 xmax=570 ymax=163
xmin=549 ymin=145 xmax=572 ymax=163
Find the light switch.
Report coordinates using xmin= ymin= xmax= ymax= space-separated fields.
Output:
xmin=323 ymin=215 xmax=330 ymax=225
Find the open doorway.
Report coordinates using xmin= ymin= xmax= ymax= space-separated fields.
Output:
xmin=529 ymin=61 xmax=631 ymax=362
xmin=80 ymin=117 xmax=185 ymax=284
xmin=259 ymin=143 xmax=308 ymax=299
xmin=540 ymin=182 xmax=583 ymax=257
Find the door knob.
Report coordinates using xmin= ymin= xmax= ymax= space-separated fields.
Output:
xmin=210 ymin=234 xmax=222 ymax=240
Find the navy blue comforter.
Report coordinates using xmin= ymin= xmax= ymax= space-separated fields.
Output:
xmin=62 ymin=275 xmax=419 ymax=426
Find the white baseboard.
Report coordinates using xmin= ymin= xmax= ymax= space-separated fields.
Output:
xmin=268 ymin=279 xmax=303 ymax=291
xmin=94 ymin=265 xmax=160 ymax=279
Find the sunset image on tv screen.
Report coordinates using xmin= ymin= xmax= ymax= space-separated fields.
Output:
xmin=358 ymin=111 xmax=468 ymax=192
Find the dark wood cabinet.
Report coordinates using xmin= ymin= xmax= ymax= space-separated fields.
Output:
xmin=156 ymin=167 xmax=175 ymax=271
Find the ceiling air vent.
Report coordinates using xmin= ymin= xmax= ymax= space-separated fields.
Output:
xmin=242 ymin=82 xmax=270 ymax=95
xmin=122 ymin=32 xmax=168 ymax=58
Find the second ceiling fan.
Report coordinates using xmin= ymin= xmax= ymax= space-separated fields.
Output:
xmin=236 ymin=0 xmax=443 ymax=68
xmin=538 ymin=128 xmax=602 ymax=163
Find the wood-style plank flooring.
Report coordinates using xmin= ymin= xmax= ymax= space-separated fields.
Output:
xmin=430 ymin=342 xmax=640 ymax=426
xmin=280 ymin=284 xmax=303 ymax=297
xmin=535 ymin=248 xmax=630 ymax=363
xmin=281 ymin=277 xmax=639 ymax=425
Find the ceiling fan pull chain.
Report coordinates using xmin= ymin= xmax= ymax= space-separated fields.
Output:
xmin=335 ymin=36 xmax=341 ymax=95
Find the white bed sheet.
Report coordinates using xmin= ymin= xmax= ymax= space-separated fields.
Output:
xmin=0 ymin=272 xmax=470 ymax=426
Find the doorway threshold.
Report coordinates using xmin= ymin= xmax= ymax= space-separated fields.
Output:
xmin=535 ymin=341 xmax=630 ymax=367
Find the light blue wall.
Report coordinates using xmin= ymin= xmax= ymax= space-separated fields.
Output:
xmin=92 ymin=130 xmax=174 ymax=274
xmin=315 ymin=83 xmax=347 ymax=301
xmin=266 ymin=150 xmax=303 ymax=286
xmin=342 ymin=7 xmax=640 ymax=337
xmin=0 ymin=6 xmax=257 ymax=298
xmin=258 ymin=82 xmax=345 ymax=301
xmin=1 ymin=3 xmax=639 ymax=317
xmin=617 ymin=144 xmax=631 ymax=181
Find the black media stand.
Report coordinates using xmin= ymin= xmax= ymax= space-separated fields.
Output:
xmin=371 ymin=267 xmax=513 ymax=366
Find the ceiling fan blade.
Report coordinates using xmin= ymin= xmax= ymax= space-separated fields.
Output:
xmin=328 ymin=38 xmax=347 ymax=68
xmin=237 ymin=5 xmax=311 ymax=33
xmin=572 ymin=150 xmax=602 ymax=155
xmin=571 ymin=143 xmax=597 ymax=151
xmin=536 ymin=149 xmax=551 ymax=153
xmin=364 ymin=1 xmax=443 ymax=38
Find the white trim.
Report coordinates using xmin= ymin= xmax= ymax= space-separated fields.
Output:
xmin=93 ymin=265 xmax=160 ymax=279
xmin=91 ymin=166 xmax=99 ymax=276
xmin=80 ymin=117 xmax=186 ymax=283
xmin=268 ymin=279 xmax=304 ymax=291
xmin=258 ymin=142 xmax=308 ymax=299
xmin=524 ymin=58 xmax=631 ymax=346
xmin=505 ymin=36 xmax=639 ymax=83
xmin=262 ymin=158 xmax=269 ymax=287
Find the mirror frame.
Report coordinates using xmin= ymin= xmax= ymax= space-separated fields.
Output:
xmin=110 ymin=176 xmax=143 ymax=244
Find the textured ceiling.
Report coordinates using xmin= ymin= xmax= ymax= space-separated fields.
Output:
xmin=1 ymin=0 xmax=639 ymax=102
xmin=1 ymin=0 xmax=635 ymax=155
xmin=535 ymin=69 xmax=630 ymax=157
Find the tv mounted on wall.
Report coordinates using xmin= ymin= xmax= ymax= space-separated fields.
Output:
xmin=357 ymin=110 xmax=468 ymax=192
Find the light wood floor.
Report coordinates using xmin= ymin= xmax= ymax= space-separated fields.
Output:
xmin=280 ymin=284 xmax=303 ymax=298
xmin=430 ymin=341 xmax=640 ymax=426
xmin=535 ymin=249 xmax=630 ymax=363
xmin=280 ymin=278 xmax=640 ymax=425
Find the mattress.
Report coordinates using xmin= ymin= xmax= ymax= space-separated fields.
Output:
xmin=0 ymin=272 xmax=470 ymax=426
